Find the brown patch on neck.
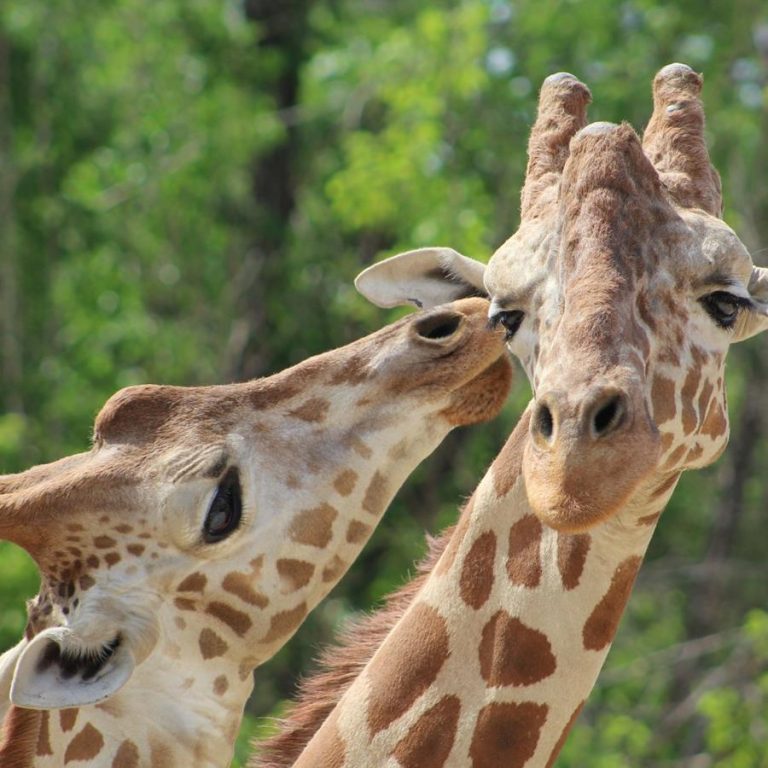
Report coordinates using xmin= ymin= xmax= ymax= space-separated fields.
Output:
xmin=113 ymin=739 xmax=141 ymax=767
xmin=468 ymin=701 xmax=549 ymax=767
xmin=506 ymin=515 xmax=543 ymax=588
xmin=479 ymin=610 xmax=556 ymax=687
xmin=361 ymin=472 xmax=388 ymax=517
xmin=250 ymin=530 xmax=453 ymax=768
xmin=333 ymin=470 xmax=358 ymax=497
xmin=63 ymin=722 xmax=105 ymax=763
xmin=583 ymin=555 xmax=643 ymax=651
xmin=459 ymin=531 xmax=497 ymax=609
xmin=556 ymin=531 xmax=591 ymax=590
xmin=0 ymin=706 xmax=42 ymax=768
xmin=277 ymin=559 xmax=316 ymax=591
xmin=262 ymin=602 xmax=308 ymax=645
xmin=59 ymin=708 xmax=78 ymax=732
xmin=365 ymin=602 xmax=450 ymax=735
xmin=391 ymin=694 xmax=461 ymax=768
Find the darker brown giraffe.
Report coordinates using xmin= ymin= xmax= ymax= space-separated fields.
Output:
xmin=255 ymin=64 xmax=768 ymax=766
xmin=0 ymin=297 xmax=512 ymax=767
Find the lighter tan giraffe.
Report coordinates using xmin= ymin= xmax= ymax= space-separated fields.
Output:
xmin=254 ymin=65 xmax=768 ymax=767
xmin=0 ymin=297 xmax=512 ymax=768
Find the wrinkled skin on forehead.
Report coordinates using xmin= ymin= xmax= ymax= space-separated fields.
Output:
xmin=356 ymin=64 xmax=768 ymax=531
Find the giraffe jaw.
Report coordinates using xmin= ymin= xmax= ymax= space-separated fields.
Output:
xmin=9 ymin=627 xmax=136 ymax=709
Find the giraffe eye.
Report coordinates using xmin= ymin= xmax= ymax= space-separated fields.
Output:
xmin=203 ymin=467 xmax=242 ymax=543
xmin=488 ymin=310 xmax=525 ymax=340
xmin=700 ymin=291 xmax=749 ymax=330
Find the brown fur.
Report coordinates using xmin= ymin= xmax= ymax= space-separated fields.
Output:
xmin=249 ymin=525 xmax=456 ymax=768
xmin=0 ymin=706 xmax=42 ymax=768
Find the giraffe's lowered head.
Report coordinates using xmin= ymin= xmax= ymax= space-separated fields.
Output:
xmin=0 ymin=297 xmax=511 ymax=725
xmin=355 ymin=64 xmax=768 ymax=533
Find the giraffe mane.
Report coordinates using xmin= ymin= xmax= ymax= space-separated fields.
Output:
xmin=250 ymin=522 xmax=457 ymax=768
xmin=0 ymin=705 xmax=42 ymax=768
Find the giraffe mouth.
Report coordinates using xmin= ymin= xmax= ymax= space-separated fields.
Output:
xmin=36 ymin=634 xmax=122 ymax=681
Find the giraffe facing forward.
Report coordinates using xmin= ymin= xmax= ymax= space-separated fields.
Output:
xmin=0 ymin=298 xmax=512 ymax=767
xmin=255 ymin=64 xmax=768 ymax=766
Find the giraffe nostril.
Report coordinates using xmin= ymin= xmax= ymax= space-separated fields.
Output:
xmin=535 ymin=404 xmax=554 ymax=441
xmin=413 ymin=312 xmax=463 ymax=341
xmin=590 ymin=394 xmax=626 ymax=438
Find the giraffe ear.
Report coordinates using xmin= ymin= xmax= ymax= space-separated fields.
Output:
xmin=355 ymin=247 xmax=488 ymax=310
xmin=0 ymin=639 xmax=27 ymax=721
xmin=733 ymin=266 xmax=768 ymax=342
xmin=10 ymin=628 xmax=136 ymax=709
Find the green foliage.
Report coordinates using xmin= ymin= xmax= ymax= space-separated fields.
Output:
xmin=0 ymin=542 xmax=38 ymax=651
xmin=1 ymin=0 xmax=768 ymax=764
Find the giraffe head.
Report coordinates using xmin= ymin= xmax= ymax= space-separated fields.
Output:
xmin=0 ymin=298 xmax=511 ymax=716
xmin=356 ymin=64 xmax=768 ymax=532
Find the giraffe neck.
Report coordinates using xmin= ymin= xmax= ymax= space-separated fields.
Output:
xmin=282 ymin=408 xmax=678 ymax=768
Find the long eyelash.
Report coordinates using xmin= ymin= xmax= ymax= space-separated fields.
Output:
xmin=487 ymin=316 xmax=501 ymax=331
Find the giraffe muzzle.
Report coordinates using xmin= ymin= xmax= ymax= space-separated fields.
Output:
xmin=523 ymin=384 xmax=660 ymax=531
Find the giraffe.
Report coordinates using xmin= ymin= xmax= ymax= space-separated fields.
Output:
xmin=0 ymin=296 xmax=512 ymax=768
xmin=252 ymin=64 xmax=768 ymax=767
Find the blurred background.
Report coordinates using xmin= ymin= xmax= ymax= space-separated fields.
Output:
xmin=1 ymin=1 xmax=767 ymax=765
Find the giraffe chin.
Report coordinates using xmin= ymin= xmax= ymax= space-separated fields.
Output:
xmin=440 ymin=356 xmax=514 ymax=426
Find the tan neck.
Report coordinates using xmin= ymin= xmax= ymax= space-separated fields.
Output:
xmin=267 ymin=408 xmax=678 ymax=767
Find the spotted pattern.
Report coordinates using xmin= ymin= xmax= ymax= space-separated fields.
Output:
xmin=361 ymin=471 xmax=388 ymax=516
xmin=177 ymin=572 xmax=207 ymax=592
xmin=322 ymin=555 xmax=347 ymax=583
xmin=506 ymin=515 xmax=543 ymax=588
xmin=277 ymin=559 xmax=315 ymax=591
xmin=64 ymin=723 xmax=104 ymax=763
xmin=468 ymin=701 xmax=548 ymax=768
xmin=60 ymin=708 xmax=78 ymax=732
xmin=261 ymin=602 xmax=308 ymax=645
xmin=365 ymin=603 xmax=450 ymax=735
xmin=556 ymin=532 xmax=591 ymax=590
xmin=37 ymin=711 xmax=53 ymax=757
xmin=345 ymin=520 xmax=371 ymax=544
xmin=333 ymin=469 xmax=358 ymax=496
xmin=205 ymin=601 xmax=252 ymax=637
xmin=392 ymin=695 xmax=461 ymax=768
xmin=479 ymin=610 xmax=556 ymax=687
xmin=222 ymin=571 xmax=269 ymax=608
xmin=583 ymin=556 xmax=642 ymax=651
xmin=112 ymin=739 xmax=140 ymax=768
xmin=459 ymin=531 xmax=497 ymax=609
xmin=288 ymin=504 xmax=338 ymax=548
xmin=198 ymin=628 xmax=229 ymax=659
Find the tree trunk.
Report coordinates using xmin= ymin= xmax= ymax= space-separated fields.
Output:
xmin=227 ymin=0 xmax=312 ymax=380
